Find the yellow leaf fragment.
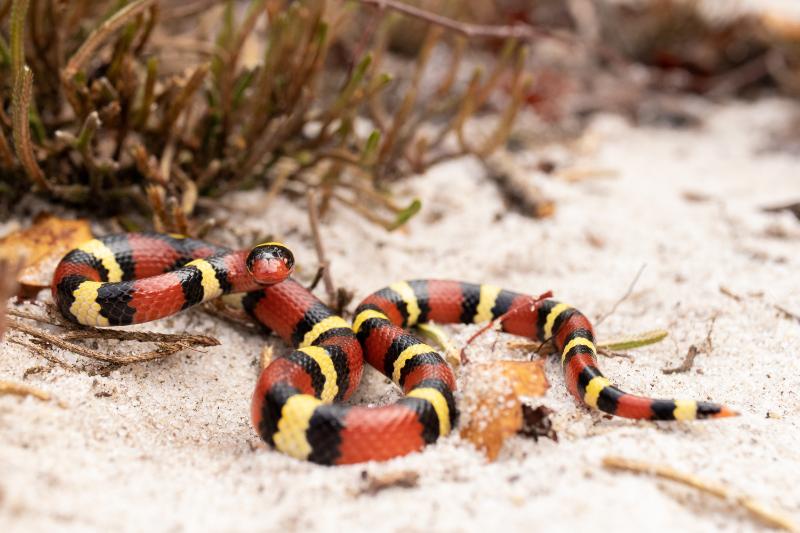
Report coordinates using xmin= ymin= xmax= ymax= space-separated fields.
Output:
xmin=460 ymin=360 xmax=549 ymax=461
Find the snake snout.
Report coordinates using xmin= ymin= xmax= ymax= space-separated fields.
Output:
xmin=246 ymin=242 xmax=295 ymax=285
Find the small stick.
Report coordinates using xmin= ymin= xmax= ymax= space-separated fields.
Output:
xmin=306 ymin=189 xmax=337 ymax=306
xmin=595 ymin=264 xmax=647 ymax=326
xmin=703 ymin=314 xmax=718 ymax=352
xmin=662 ymin=345 xmax=698 ymax=375
xmin=662 ymin=314 xmax=717 ymax=375
xmin=534 ymin=335 xmax=555 ymax=358
xmin=8 ymin=308 xmax=218 ymax=345
xmin=603 ymin=456 xmax=799 ymax=532
xmin=774 ymin=304 xmax=800 ymax=324
xmin=306 ymin=266 xmax=325 ymax=292
xmin=359 ymin=470 xmax=419 ymax=495
xmin=7 ymin=306 xmax=74 ymax=327
xmin=719 ymin=285 xmax=742 ymax=302
xmin=355 ymin=0 xmax=570 ymax=44
xmin=8 ymin=319 xmax=215 ymax=364
xmin=6 ymin=336 xmax=79 ymax=371
xmin=762 ymin=200 xmax=800 ymax=220
xmin=60 ymin=328 xmax=217 ymax=345
xmin=0 ymin=380 xmax=60 ymax=405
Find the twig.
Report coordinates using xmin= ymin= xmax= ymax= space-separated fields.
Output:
xmin=595 ymin=264 xmax=647 ymax=326
xmin=0 ymin=379 xmax=61 ymax=405
xmin=355 ymin=0 xmax=569 ymax=43
xmin=719 ymin=285 xmax=742 ymax=302
xmin=774 ymin=304 xmax=800 ymax=324
xmin=603 ymin=456 xmax=798 ymax=532
xmin=662 ymin=345 xmax=698 ymax=375
xmin=306 ymin=266 xmax=325 ymax=292
xmin=7 ymin=307 xmax=70 ymax=326
xmin=161 ymin=62 xmax=209 ymax=137
xmin=60 ymin=328 xmax=217 ymax=345
xmin=8 ymin=308 xmax=218 ymax=345
xmin=359 ymin=470 xmax=419 ymax=495
xmin=703 ymin=314 xmax=718 ymax=352
xmin=6 ymin=335 xmax=80 ymax=371
xmin=534 ymin=335 xmax=555 ymax=358
xmin=8 ymin=318 xmax=219 ymax=364
xmin=762 ymin=200 xmax=800 ymax=222
xmin=306 ymin=188 xmax=336 ymax=305
xmin=717 ymin=286 xmax=799 ymax=324
xmin=662 ymin=314 xmax=717 ymax=375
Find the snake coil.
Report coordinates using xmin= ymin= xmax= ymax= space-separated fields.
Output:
xmin=53 ymin=233 xmax=736 ymax=465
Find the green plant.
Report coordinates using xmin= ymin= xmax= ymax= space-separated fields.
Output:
xmin=0 ymin=0 xmax=529 ymax=232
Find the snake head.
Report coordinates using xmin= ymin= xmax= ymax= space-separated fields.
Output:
xmin=246 ymin=242 xmax=294 ymax=285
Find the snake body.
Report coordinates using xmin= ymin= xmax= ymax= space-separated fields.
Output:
xmin=52 ymin=233 xmax=736 ymax=465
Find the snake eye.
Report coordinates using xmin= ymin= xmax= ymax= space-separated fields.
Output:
xmin=246 ymin=243 xmax=294 ymax=285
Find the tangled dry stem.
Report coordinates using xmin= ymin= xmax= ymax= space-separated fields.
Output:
xmin=6 ymin=309 xmax=219 ymax=366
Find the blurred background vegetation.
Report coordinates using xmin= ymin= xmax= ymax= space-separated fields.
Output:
xmin=0 ymin=0 xmax=798 ymax=234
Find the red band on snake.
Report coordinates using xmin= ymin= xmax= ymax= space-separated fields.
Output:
xmin=52 ymin=234 xmax=737 ymax=465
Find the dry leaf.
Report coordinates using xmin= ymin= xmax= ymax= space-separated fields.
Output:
xmin=0 ymin=213 xmax=93 ymax=297
xmin=460 ymin=360 xmax=549 ymax=461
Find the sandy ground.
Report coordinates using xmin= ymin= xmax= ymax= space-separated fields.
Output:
xmin=1 ymin=98 xmax=799 ymax=532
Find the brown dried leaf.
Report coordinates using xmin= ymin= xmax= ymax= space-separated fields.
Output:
xmin=460 ymin=360 xmax=549 ymax=461
xmin=0 ymin=214 xmax=93 ymax=295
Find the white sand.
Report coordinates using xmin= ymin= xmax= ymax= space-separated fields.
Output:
xmin=1 ymin=98 xmax=799 ymax=532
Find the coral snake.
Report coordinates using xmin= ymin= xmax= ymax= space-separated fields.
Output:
xmin=52 ymin=233 xmax=736 ymax=465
